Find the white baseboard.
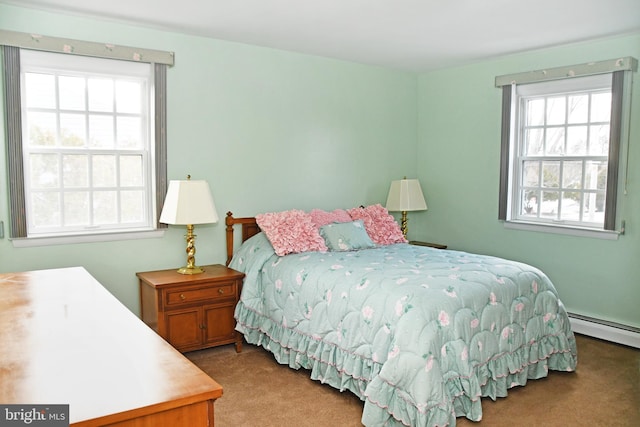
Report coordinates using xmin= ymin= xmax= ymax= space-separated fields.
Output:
xmin=569 ymin=313 xmax=640 ymax=349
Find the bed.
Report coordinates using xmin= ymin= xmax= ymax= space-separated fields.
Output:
xmin=225 ymin=207 xmax=577 ymax=426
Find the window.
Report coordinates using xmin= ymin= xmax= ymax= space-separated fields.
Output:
xmin=21 ymin=50 xmax=153 ymax=236
xmin=514 ymin=74 xmax=612 ymax=228
xmin=497 ymin=58 xmax=636 ymax=236
xmin=1 ymin=32 xmax=172 ymax=245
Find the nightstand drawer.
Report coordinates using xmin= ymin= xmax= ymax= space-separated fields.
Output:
xmin=166 ymin=282 xmax=236 ymax=306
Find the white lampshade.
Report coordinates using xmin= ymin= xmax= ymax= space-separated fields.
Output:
xmin=160 ymin=179 xmax=219 ymax=225
xmin=386 ymin=178 xmax=427 ymax=212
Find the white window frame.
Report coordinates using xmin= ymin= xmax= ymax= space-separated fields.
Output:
xmin=496 ymin=58 xmax=636 ymax=239
xmin=1 ymin=31 xmax=172 ymax=247
xmin=20 ymin=50 xmax=155 ymax=238
xmin=512 ymin=74 xmax=611 ymax=229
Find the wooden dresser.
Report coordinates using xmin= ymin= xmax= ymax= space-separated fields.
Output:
xmin=0 ymin=267 xmax=223 ymax=426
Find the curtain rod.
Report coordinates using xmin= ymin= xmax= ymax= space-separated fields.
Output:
xmin=0 ymin=29 xmax=174 ymax=66
xmin=495 ymin=56 xmax=637 ymax=87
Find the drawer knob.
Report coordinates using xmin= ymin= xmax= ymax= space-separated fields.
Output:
xmin=180 ymin=293 xmax=186 ymax=300
xmin=218 ymin=289 xmax=224 ymax=294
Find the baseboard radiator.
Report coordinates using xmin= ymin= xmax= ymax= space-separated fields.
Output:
xmin=568 ymin=313 xmax=640 ymax=349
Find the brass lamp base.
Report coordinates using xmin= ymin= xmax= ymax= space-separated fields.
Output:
xmin=176 ymin=224 xmax=204 ymax=275
xmin=177 ymin=265 xmax=204 ymax=275
xmin=400 ymin=210 xmax=408 ymax=238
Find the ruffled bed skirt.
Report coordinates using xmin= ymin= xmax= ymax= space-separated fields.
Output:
xmin=235 ymin=301 xmax=577 ymax=427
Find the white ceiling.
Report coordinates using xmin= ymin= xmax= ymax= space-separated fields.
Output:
xmin=4 ymin=0 xmax=640 ymax=72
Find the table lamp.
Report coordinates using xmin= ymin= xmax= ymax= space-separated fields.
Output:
xmin=385 ymin=177 xmax=427 ymax=238
xmin=159 ymin=175 xmax=219 ymax=274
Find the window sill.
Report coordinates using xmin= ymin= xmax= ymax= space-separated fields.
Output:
xmin=502 ymin=220 xmax=620 ymax=240
xmin=11 ymin=229 xmax=166 ymax=248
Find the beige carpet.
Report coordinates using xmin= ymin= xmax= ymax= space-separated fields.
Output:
xmin=186 ymin=334 xmax=639 ymax=426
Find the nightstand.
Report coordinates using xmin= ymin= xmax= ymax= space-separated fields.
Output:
xmin=409 ymin=240 xmax=447 ymax=249
xmin=138 ymin=264 xmax=245 ymax=353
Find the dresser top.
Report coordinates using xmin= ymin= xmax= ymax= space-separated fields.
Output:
xmin=0 ymin=267 xmax=223 ymax=425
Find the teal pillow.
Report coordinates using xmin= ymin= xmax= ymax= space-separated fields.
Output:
xmin=319 ymin=220 xmax=376 ymax=251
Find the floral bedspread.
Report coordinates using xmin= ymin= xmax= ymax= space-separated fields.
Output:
xmin=231 ymin=232 xmax=577 ymax=426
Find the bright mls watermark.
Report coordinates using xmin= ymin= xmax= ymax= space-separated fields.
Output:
xmin=0 ymin=405 xmax=69 ymax=426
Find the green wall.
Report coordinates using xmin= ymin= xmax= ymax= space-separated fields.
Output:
xmin=415 ymin=34 xmax=640 ymax=328
xmin=1 ymin=4 xmax=638 ymax=330
xmin=0 ymin=4 xmax=418 ymax=313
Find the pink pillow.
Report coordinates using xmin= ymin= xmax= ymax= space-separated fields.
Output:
xmin=347 ymin=204 xmax=407 ymax=245
xmin=256 ymin=209 xmax=328 ymax=256
xmin=309 ymin=208 xmax=352 ymax=228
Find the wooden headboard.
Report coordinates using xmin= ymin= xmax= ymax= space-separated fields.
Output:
xmin=225 ymin=212 xmax=260 ymax=266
